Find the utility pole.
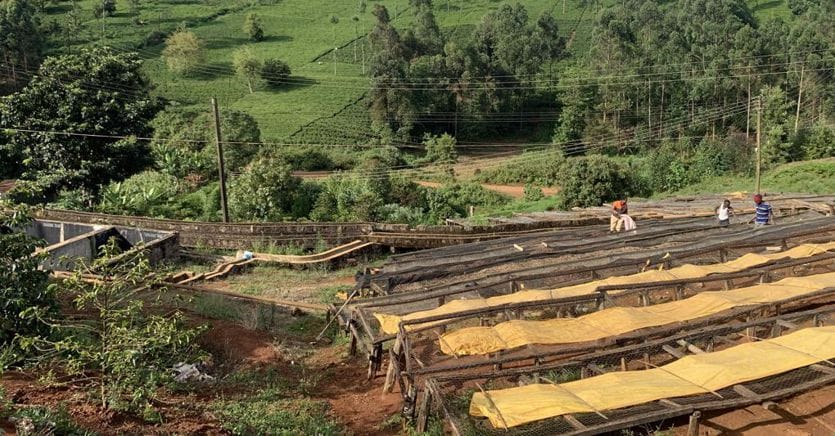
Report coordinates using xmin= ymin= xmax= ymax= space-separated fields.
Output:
xmin=211 ymin=97 xmax=230 ymax=223
xmin=755 ymin=97 xmax=762 ymax=195
xmin=794 ymin=63 xmax=805 ymax=133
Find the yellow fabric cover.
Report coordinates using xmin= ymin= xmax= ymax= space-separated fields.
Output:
xmin=440 ymin=272 xmax=835 ymax=355
xmin=374 ymin=242 xmax=835 ymax=334
xmin=470 ymin=326 xmax=835 ymax=429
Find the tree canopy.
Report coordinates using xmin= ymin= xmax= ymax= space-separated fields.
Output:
xmin=0 ymin=48 xmax=161 ymax=199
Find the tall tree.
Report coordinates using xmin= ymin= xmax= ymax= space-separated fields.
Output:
xmin=368 ymin=5 xmax=413 ymax=143
xmin=233 ymin=46 xmax=261 ymax=93
xmin=0 ymin=0 xmax=43 ymax=85
xmin=0 ymin=48 xmax=162 ymax=198
xmin=162 ymin=29 xmax=203 ymax=76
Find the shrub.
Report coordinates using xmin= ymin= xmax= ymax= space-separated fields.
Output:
xmin=163 ymin=30 xmax=203 ymax=75
xmin=261 ymin=59 xmax=291 ymax=87
xmin=422 ymin=133 xmax=458 ymax=164
xmin=19 ymin=243 xmax=205 ymax=416
xmin=92 ymin=0 xmax=115 ymax=18
xmin=229 ymin=158 xmax=300 ymax=221
xmin=802 ymin=122 xmax=835 ymax=159
xmin=97 ymin=171 xmax=179 ymax=217
xmin=558 ymin=155 xmax=633 ymax=209
xmin=143 ymin=30 xmax=167 ymax=47
xmin=243 ymin=13 xmax=264 ymax=41
xmin=475 ymin=147 xmax=565 ymax=186
xmin=426 ymin=182 xmax=508 ymax=223
xmin=0 ymin=204 xmax=56 ymax=346
xmin=310 ymin=174 xmax=384 ymax=222
xmin=523 ymin=183 xmax=544 ymax=201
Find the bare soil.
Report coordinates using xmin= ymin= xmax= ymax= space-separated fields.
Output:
xmin=1 ymin=315 xmax=399 ymax=435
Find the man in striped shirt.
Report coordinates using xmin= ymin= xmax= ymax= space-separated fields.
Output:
xmin=750 ymin=194 xmax=774 ymax=228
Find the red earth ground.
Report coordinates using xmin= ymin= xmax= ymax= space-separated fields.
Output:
xmin=0 ymin=317 xmax=401 ymax=435
xmin=3 ymin=316 xmax=833 ymax=435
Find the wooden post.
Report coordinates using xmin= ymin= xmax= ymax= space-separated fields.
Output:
xmin=794 ymin=63 xmax=805 ymax=133
xmin=383 ymin=336 xmax=402 ymax=394
xmin=746 ymin=81 xmax=751 ymax=142
xmin=688 ymin=411 xmax=701 ymax=436
xmin=211 ymin=98 xmax=230 ymax=223
xmin=755 ymin=97 xmax=762 ymax=195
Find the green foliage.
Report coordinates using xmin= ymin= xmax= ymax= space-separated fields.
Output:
xmin=214 ymin=390 xmax=341 ymax=435
xmin=10 ymin=405 xmax=93 ymax=436
xmin=228 ymin=157 xmax=300 ymax=221
xmin=311 ymin=173 xmax=384 ymax=222
xmin=93 ymin=0 xmax=115 ymax=18
xmin=523 ymin=183 xmax=544 ymax=201
xmin=558 ymin=155 xmax=634 ymax=209
xmin=244 ymin=12 xmax=264 ymax=42
xmin=20 ymin=242 xmax=205 ymax=415
xmin=97 ymin=170 xmax=180 ymax=217
xmin=0 ymin=203 xmax=56 ymax=346
xmin=801 ymin=122 xmax=835 ymax=159
xmin=261 ymin=58 xmax=291 ymax=87
xmin=475 ymin=147 xmax=566 ymax=186
xmin=426 ymin=182 xmax=508 ymax=222
xmin=234 ymin=46 xmax=262 ymax=93
xmin=422 ymin=133 xmax=458 ymax=165
xmin=0 ymin=48 xmax=160 ymax=198
xmin=150 ymin=107 xmax=261 ymax=178
xmin=0 ymin=0 xmax=43 ymax=84
xmin=162 ymin=29 xmax=203 ymax=75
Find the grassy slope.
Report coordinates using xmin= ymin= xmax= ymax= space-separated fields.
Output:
xmin=667 ymin=159 xmax=835 ymax=197
xmin=40 ymin=0 xmax=791 ymax=144
xmin=41 ymin=0 xmax=605 ymax=143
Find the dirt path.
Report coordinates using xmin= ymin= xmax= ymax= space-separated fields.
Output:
xmin=417 ymin=180 xmax=559 ymax=199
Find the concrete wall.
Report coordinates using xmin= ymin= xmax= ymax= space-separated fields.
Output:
xmin=30 ymin=219 xmax=179 ymax=271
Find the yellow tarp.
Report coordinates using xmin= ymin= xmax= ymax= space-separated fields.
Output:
xmin=470 ymin=326 xmax=835 ymax=429
xmin=375 ymin=242 xmax=835 ymax=334
xmin=440 ymin=272 xmax=835 ymax=355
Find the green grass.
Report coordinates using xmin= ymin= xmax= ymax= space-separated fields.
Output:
xmin=41 ymin=0 xmax=604 ymax=144
xmin=39 ymin=0 xmax=795 ymax=146
xmin=214 ymin=388 xmax=342 ymax=435
xmin=666 ymin=159 xmax=835 ymax=197
xmin=469 ymin=194 xmax=562 ymax=224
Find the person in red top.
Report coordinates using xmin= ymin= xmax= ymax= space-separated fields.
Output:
xmin=610 ymin=199 xmax=628 ymax=232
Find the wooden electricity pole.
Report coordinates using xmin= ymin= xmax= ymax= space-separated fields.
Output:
xmin=794 ymin=63 xmax=805 ymax=133
xmin=755 ymin=97 xmax=762 ymax=195
xmin=211 ymin=97 xmax=230 ymax=223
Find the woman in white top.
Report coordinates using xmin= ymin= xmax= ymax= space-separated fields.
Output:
xmin=715 ymin=199 xmax=734 ymax=226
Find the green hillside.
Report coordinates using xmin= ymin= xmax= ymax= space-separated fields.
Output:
xmin=38 ymin=0 xmax=606 ymax=142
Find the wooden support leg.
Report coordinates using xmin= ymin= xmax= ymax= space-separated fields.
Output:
xmin=416 ymin=386 xmax=433 ymax=433
xmin=688 ymin=411 xmax=701 ymax=436
xmin=383 ymin=337 xmax=403 ymax=394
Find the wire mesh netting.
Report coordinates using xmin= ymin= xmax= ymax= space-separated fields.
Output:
xmin=430 ymin=308 xmax=835 ymax=435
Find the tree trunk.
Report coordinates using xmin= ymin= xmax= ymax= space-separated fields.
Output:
xmin=247 ymin=78 xmax=253 ymax=94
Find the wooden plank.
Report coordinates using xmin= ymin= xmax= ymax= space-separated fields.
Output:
xmin=676 ymin=339 xmax=706 ymax=354
xmin=658 ymin=399 xmax=682 ymax=408
xmin=662 ymin=344 xmax=685 ymax=359
xmin=776 ymin=319 xmax=799 ymax=330
xmin=810 ymin=364 xmax=835 ymax=375
xmin=563 ymin=414 xmax=588 ymax=430
xmin=733 ymin=384 xmax=759 ymax=398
